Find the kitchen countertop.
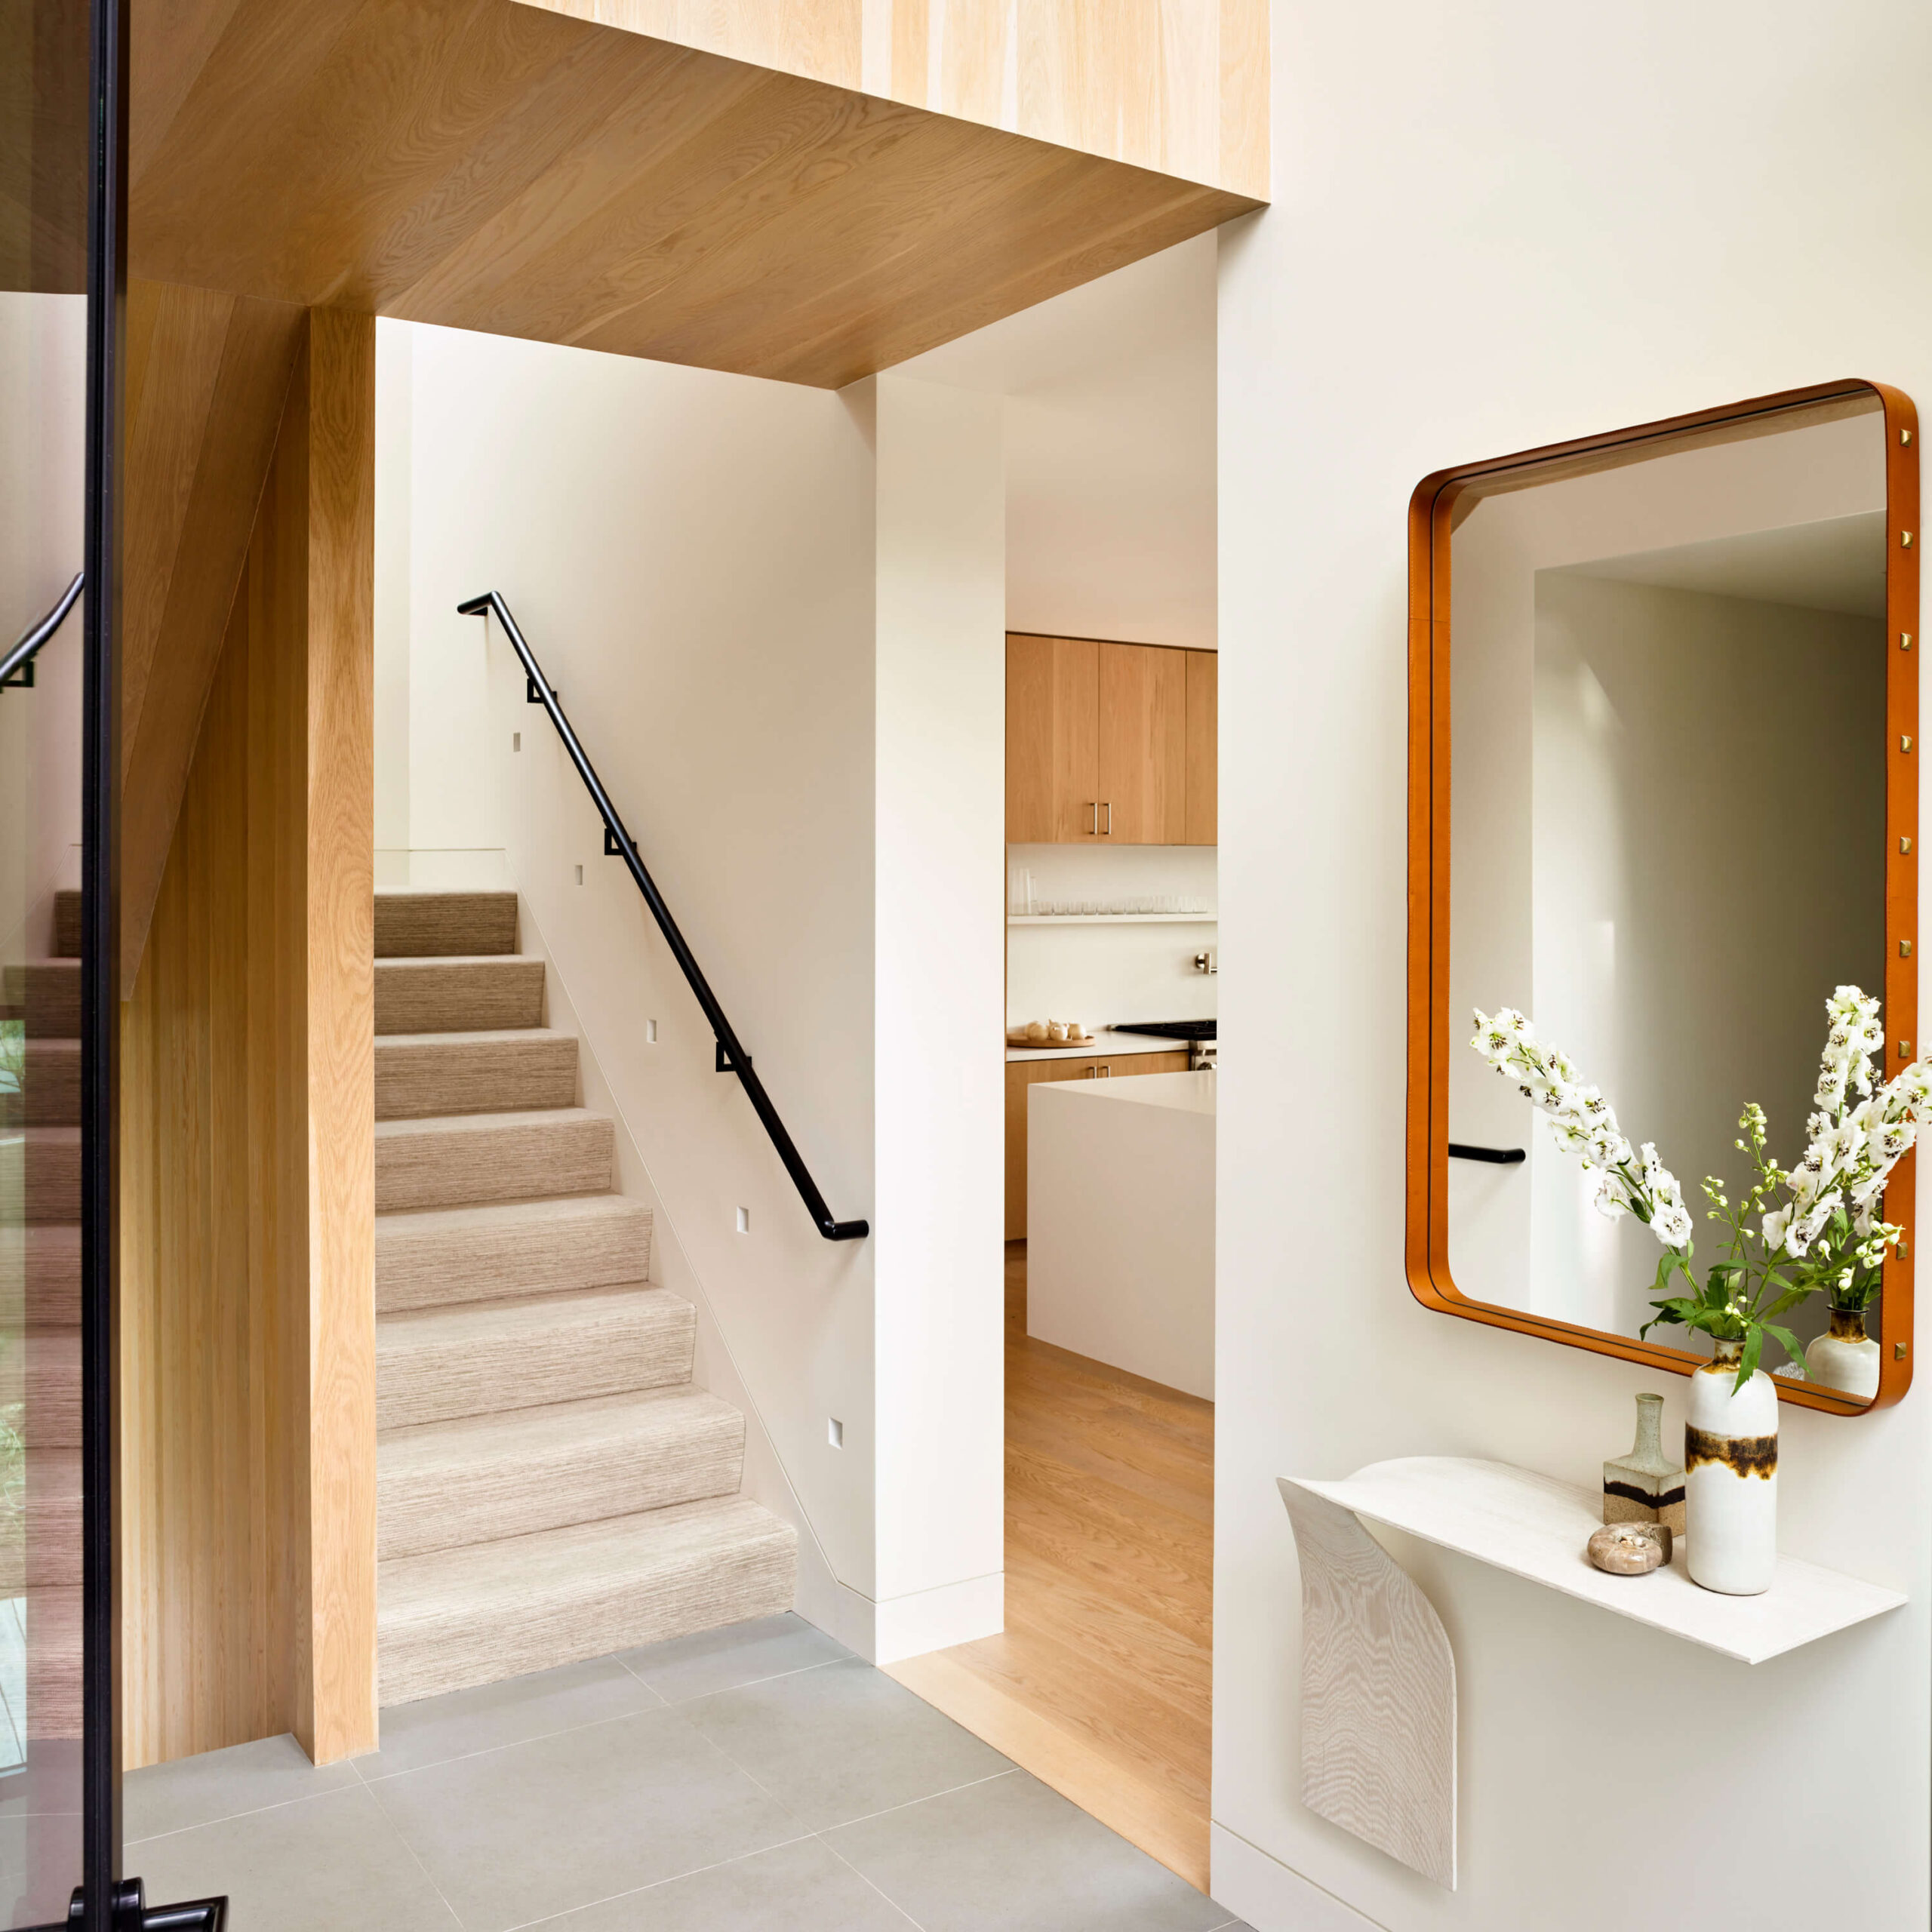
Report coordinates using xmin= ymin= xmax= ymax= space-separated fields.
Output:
xmin=1006 ymin=1027 xmax=1194 ymax=1063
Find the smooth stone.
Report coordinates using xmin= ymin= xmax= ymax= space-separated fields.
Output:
xmin=1587 ymin=1522 xmax=1665 ymax=1575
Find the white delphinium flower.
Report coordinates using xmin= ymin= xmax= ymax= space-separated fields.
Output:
xmin=1468 ymin=1008 xmax=1687 ymax=1249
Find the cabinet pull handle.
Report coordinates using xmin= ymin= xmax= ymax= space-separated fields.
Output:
xmin=1099 ymin=1064 xmax=1110 ymax=1076
xmin=1103 ymin=801 xmax=1112 ymax=835
xmin=1088 ymin=801 xmax=1098 ymax=835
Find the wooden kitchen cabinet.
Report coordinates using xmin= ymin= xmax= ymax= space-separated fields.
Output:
xmin=1007 ymin=632 xmax=1214 ymax=844
xmin=1005 ymin=1051 xmax=1191 ymax=1239
xmin=1184 ymin=648 xmax=1216 ymax=844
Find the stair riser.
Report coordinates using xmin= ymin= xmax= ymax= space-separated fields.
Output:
xmin=4 ymin=1041 xmax=80 ymax=1127
xmin=0 ymin=1330 xmax=81 ymax=1447
xmin=378 ymin=1518 xmax=797 ymax=1706
xmin=377 ymin=1204 xmax=653 ymax=1315
xmin=2 ymin=964 xmax=81 ymax=1038
xmin=52 ymin=891 xmax=80 ymax=960
xmin=378 ymin=1404 xmax=746 ymax=1559
xmin=1 ymin=1134 xmax=79 ymax=1223
xmin=0 ymin=1226 xmax=81 ymax=1327
xmin=377 ymin=958 xmax=544 ymax=1035
xmin=376 ymin=894 xmax=518 ymax=958
xmin=0 ymin=1452 xmax=82 ymax=1592
xmin=375 ymin=1116 xmax=612 ymax=1214
xmin=376 ymin=1035 xmax=577 ymax=1121
xmin=376 ymin=1292 xmax=695 ymax=1431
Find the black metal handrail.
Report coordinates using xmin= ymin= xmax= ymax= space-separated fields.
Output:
xmin=459 ymin=590 xmax=869 ymax=1241
xmin=1447 ymin=1142 xmax=1526 ymax=1164
xmin=0 ymin=571 xmax=84 ymax=690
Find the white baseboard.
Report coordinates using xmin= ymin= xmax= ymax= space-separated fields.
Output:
xmin=1210 ymin=1824 xmax=1387 ymax=1932
xmin=861 ymin=1571 xmax=1004 ymax=1666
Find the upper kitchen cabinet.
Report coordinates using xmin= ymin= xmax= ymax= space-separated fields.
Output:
xmin=1184 ymin=650 xmax=1217 ymax=844
xmin=1007 ymin=633 xmax=1216 ymax=844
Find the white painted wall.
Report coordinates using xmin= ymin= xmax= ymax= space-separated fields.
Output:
xmin=377 ymin=326 xmax=1009 ymax=1660
xmin=1005 ymin=842 xmax=1218 ymax=1029
xmin=867 ymin=374 xmax=1009 ymax=1657
xmin=1212 ymin=2 xmax=1932 ymax=1927
xmin=896 ymin=233 xmax=1218 ymax=651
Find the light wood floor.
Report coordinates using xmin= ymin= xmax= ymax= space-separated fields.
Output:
xmin=886 ymin=1241 xmax=1214 ymax=1890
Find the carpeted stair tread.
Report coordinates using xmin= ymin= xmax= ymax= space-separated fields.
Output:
xmin=378 ymin=1497 xmax=798 ymax=1706
xmin=375 ymin=1029 xmax=577 ymax=1121
xmin=375 ymin=1108 xmax=612 ymax=1213
xmin=2 ymin=1128 xmax=78 ymax=1223
xmin=376 ymin=1284 xmax=694 ymax=1430
xmin=0 ymin=1225 xmax=81 ymax=1327
xmin=377 ymin=1386 xmax=746 ymax=1559
xmin=51 ymin=891 xmax=81 ymax=959
xmin=5 ymin=1039 xmax=79 ymax=1127
xmin=375 ymin=891 xmax=518 ymax=958
xmin=376 ymin=1193 xmax=653 ymax=1314
xmin=376 ymin=955 xmax=545 ymax=1035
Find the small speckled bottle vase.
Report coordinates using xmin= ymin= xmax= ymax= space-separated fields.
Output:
xmin=1684 ymin=1339 xmax=1778 ymax=1596
xmin=1602 ymin=1392 xmax=1685 ymax=1545
xmin=1805 ymin=1308 xmax=1881 ymax=1401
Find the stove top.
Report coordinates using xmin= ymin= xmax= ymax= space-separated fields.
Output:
xmin=1112 ymin=1020 xmax=1217 ymax=1041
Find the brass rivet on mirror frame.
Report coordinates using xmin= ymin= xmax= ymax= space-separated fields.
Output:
xmin=1904 ymin=633 xmax=1915 ymax=651
xmin=1905 ymin=941 xmax=1915 ymax=958
xmin=1904 ymin=735 xmax=1915 ymax=753
xmin=1905 ymin=837 xmax=1916 ymax=854
xmin=1906 ymin=531 xmax=1917 ymax=548
xmin=1901 ymin=1041 xmax=1913 ymax=1059
xmin=1906 ymin=429 xmax=1917 ymax=446
xmin=1898 ymin=1342 xmax=1910 ymax=1360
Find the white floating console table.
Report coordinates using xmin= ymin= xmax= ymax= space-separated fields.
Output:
xmin=1278 ymin=1457 xmax=1907 ymax=1892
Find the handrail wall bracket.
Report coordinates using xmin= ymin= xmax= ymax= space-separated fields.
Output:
xmin=459 ymin=589 xmax=869 ymax=1241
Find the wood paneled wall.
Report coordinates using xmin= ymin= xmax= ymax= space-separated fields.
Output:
xmin=122 ymin=310 xmax=376 ymax=1771
xmin=526 ymin=0 xmax=1270 ymax=198
xmin=122 ymin=278 xmax=304 ymax=992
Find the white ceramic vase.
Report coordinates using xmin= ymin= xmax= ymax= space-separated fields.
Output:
xmin=1684 ymin=1339 xmax=1777 ymax=1595
xmin=1804 ymin=1308 xmax=1881 ymax=1401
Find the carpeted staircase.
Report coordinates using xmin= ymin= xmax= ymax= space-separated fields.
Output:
xmin=374 ymin=890 xmax=795 ymax=1705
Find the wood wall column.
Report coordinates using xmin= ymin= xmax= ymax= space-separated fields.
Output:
xmin=122 ymin=307 xmax=376 ymax=1770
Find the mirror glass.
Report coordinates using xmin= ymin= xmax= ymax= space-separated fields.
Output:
xmin=1444 ymin=397 xmax=1895 ymax=1389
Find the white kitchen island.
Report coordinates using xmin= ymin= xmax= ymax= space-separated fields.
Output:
xmin=1026 ymin=1069 xmax=1215 ymax=1400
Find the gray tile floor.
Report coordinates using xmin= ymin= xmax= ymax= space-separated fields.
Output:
xmin=123 ymin=1615 xmax=1252 ymax=1932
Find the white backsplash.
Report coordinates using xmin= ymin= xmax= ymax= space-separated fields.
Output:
xmin=1006 ymin=843 xmax=1217 ymax=1030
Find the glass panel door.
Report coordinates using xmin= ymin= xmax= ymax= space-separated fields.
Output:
xmin=1 ymin=0 xmax=96 ymax=1919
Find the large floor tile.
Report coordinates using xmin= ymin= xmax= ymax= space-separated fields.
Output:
xmin=127 ymin=1784 xmax=459 ymax=1932
xmin=823 ymin=1770 xmax=1231 ymax=1932
xmin=125 ymin=1733 xmax=358 ymax=1841
xmin=546 ymin=1835 xmax=914 ymax=1931
xmin=681 ymin=1656 xmax=1011 ymax=1833
xmin=368 ymin=1704 xmax=801 ymax=1932
xmin=616 ymin=1612 xmax=854 ymax=1703
xmin=359 ymin=1653 xmax=663 ymax=1780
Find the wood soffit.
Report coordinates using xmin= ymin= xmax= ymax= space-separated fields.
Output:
xmin=129 ymin=0 xmax=1263 ymax=390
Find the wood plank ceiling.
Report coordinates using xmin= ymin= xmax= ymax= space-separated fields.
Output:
xmin=131 ymin=0 xmax=1261 ymax=392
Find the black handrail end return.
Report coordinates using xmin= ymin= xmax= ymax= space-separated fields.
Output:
xmin=1447 ymin=1142 xmax=1527 ymax=1164
xmin=459 ymin=590 xmax=869 ymax=1241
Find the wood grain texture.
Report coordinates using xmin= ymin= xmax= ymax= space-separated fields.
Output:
xmin=888 ymin=1244 xmax=1212 ymax=1891
xmin=1183 ymin=649 xmax=1216 ymax=844
xmin=1005 ymin=1053 xmax=1189 ymax=1239
xmin=128 ymin=0 xmax=1258 ymax=392
xmin=120 ymin=278 xmax=304 ymax=992
xmin=1405 ymin=380 xmax=1917 ymax=1417
xmin=1099 ymin=642 xmax=1186 ymax=842
xmin=1276 ymin=1479 xmax=1456 ymax=1890
xmin=528 ymin=0 xmax=1270 ymax=198
xmin=303 ymin=308 xmax=379 ymax=1765
xmin=121 ymin=309 xmax=379 ymax=1770
xmin=1006 ymin=633 xmax=1100 ymax=841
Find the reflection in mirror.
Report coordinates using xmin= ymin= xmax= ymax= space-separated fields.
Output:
xmin=1445 ymin=399 xmax=1894 ymax=1395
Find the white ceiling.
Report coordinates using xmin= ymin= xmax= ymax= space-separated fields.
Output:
xmin=891 ymin=233 xmax=1218 ymax=651
xmin=1559 ymin=510 xmax=1888 ymax=618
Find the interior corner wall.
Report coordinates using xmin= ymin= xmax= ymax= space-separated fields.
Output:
xmin=869 ymin=373 xmax=1008 ymax=1660
xmin=389 ymin=321 xmax=886 ymax=1623
xmin=1211 ymin=2 xmax=1932 ymax=1928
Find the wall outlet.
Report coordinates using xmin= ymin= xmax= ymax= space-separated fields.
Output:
xmin=646 ymin=1019 xmax=658 ymax=1044
xmin=827 ymin=1417 xmax=844 ymax=1449
xmin=735 ymin=1206 xmax=750 ymax=1233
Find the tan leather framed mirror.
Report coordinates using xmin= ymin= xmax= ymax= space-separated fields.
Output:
xmin=1407 ymin=380 xmax=1920 ymax=1414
